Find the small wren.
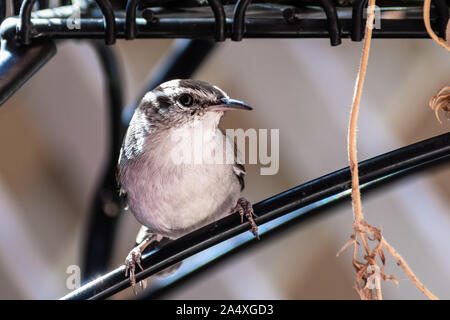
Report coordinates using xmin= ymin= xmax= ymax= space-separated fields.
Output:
xmin=117 ymin=79 xmax=258 ymax=287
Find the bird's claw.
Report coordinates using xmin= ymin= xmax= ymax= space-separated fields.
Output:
xmin=236 ymin=198 xmax=259 ymax=239
xmin=124 ymin=247 xmax=144 ymax=292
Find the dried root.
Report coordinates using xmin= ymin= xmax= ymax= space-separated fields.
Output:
xmin=429 ymin=86 xmax=450 ymax=123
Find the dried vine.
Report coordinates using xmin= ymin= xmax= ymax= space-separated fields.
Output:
xmin=339 ymin=0 xmax=439 ymax=300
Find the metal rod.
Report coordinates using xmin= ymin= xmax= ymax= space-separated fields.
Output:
xmin=2 ymin=5 xmax=437 ymax=40
xmin=62 ymin=132 xmax=450 ymax=300
xmin=0 ymin=17 xmax=56 ymax=105
xmin=82 ymin=41 xmax=124 ymax=280
xmin=3 ymin=11 xmax=437 ymax=41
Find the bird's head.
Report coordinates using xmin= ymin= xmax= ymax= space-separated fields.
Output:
xmin=138 ymin=79 xmax=252 ymax=129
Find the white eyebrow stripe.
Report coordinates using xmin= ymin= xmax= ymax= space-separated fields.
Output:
xmin=142 ymin=91 xmax=158 ymax=105
xmin=161 ymin=86 xmax=183 ymax=97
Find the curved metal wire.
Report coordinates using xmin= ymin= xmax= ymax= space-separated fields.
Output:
xmin=125 ymin=0 xmax=140 ymax=40
xmin=319 ymin=0 xmax=341 ymax=46
xmin=62 ymin=132 xmax=450 ymax=300
xmin=209 ymin=0 xmax=226 ymax=42
xmin=82 ymin=40 xmax=124 ymax=280
xmin=18 ymin=0 xmax=117 ymax=45
xmin=351 ymin=0 xmax=368 ymax=41
xmin=232 ymin=0 xmax=251 ymax=41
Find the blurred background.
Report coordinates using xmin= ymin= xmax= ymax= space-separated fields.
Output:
xmin=0 ymin=36 xmax=449 ymax=299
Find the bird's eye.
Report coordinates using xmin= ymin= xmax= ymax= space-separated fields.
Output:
xmin=178 ymin=94 xmax=194 ymax=107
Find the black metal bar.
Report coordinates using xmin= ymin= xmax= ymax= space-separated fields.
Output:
xmin=122 ymin=39 xmax=216 ymax=124
xmin=232 ymin=0 xmax=251 ymax=41
xmin=125 ymin=0 xmax=140 ymax=39
xmin=319 ymin=0 xmax=341 ymax=46
xmin=0 ymin=18 xmax=56 ymax=106
xmin=82 ymin=41 xmax=124 ymax=281
xmin=209 ymin=0 xmax=226 ymax=42
xmin=144 ymin=149 xmax=450 ymax=300
xmin=5 ymin=9 xmax=438 ymax=41
xmin=125 ymin=0 xmax=226 ymax=42
xmin=18 ymin=0 xmax=117 ymax=45
xmin=61 ymin=132 xmax=450 ymax=300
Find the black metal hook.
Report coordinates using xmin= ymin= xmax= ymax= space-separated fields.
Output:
xmin=283 ymin=2 xmax=341 ymax=46
xmin=318 ymin=0 xmax=341 ymax=46
xmin=208 ymin=0 xmax=226 ymax=42
xmin=18 ymin=0 xmax=117 ymax=45
xmin=125 ymin=0 xmax=140 ymax=40
xmin=232 ymin=0 xmax=251 ymax=41
xmin=351 ymin=0 xmax=368 ymax=42
xmin=233 ymin=0 xmax=340 ymax=45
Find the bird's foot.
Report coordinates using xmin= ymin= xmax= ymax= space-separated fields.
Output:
xmin=124 ymin=247 xmax=145 ymax=293
xmin=235 ymin=198 xmax=259 ymax=239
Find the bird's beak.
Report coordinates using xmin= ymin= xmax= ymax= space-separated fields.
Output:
xmin=206 ymin=98 xmax=253 ymax=112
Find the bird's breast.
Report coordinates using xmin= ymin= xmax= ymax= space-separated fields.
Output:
xmin=120 ymin=125 xmax=241 ymax=238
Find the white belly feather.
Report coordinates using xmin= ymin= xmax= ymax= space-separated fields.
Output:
xmin=123 ymin=118 xmax=242 ymax=239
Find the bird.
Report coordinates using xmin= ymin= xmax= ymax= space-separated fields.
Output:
xmin=117 ymin=79 xmax=258 ymax=288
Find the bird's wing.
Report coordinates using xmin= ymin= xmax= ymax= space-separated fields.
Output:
xmin=233 ymin=163 xmax=246 ymax=191
xmin=116 ymin=164 xmax=129 ymax=211
xmin=116 ymin=109 xmax=152 ymax=210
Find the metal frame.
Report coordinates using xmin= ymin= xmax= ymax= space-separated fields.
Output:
xmin=0 ymin=0 xmax=448 ymax=300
